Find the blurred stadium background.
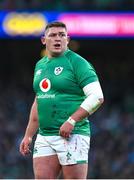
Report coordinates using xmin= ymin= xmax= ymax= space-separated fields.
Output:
xmin=0 ymin=0 xmax=134 ymax=179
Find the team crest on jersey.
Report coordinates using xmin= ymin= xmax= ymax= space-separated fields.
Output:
xmin=39 ymin=78 xmax=51 ymax=92
xmin=54 ymin=67 xmax=63 ymax=75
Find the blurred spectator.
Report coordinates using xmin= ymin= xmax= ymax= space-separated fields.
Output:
xmin=0 ymin=0 xmax=134 ymax=11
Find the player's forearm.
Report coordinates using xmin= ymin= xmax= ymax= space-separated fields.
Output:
xmin=24 ymin=118 xmax=38 ymax=139
xmin=70 ymin=107 xmax=89 ymax=122
xmin=69 ymin=82 xmax=104 ymax=123
xmin=71 ymin=98 xmax=103 ymax=122
xmin=24 ymin=98 xmax=38 ymax=139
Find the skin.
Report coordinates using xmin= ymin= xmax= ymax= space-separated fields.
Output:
xmin=19 ymin=26 xmax=104 ymax=179
xmin=41 ymin=26 xmax=70 ymax=58
xmin=19 ymin=98 xmax=38 ymax=156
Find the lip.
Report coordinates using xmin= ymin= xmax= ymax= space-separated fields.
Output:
xmin=53 ymin=43 xmax=61 ymax=46
xmin=53 ymin=44 xmax=61 ymax=49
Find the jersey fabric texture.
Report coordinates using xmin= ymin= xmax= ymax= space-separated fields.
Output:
xmin=33 ymin=49 xmax=98 ymax=136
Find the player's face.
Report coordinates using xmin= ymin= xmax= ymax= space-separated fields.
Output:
xmin=41 ymin=27 xmax=69 ymax=58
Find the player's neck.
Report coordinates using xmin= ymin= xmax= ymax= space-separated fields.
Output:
xmin=47 ymin=49 xmax=67 ymax=59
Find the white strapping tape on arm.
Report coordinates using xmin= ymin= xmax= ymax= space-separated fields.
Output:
xmin=67 ymin=117 xmax=76 ymax=126
xmin=80 ymin=81 xmax=104 ymax=114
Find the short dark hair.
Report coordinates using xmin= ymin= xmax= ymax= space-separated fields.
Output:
xmin=45 ymin=21 xmax=67 ymax=32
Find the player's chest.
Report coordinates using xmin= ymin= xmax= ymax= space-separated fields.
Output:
xmin=34 ymin=62 xmax=77 ymax=92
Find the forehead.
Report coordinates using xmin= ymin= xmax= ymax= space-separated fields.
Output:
xmin=45 ymin=27 xmax=67 ymax=35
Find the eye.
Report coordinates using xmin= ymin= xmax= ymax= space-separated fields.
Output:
xmin=49 ymin=33 xmax=56 ymax=37
xmin=60 ymin=33 xmax=66 ymax=37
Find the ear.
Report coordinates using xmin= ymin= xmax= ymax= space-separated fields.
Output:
xmin=67 ymin=36 xmax=70 ymax=45
xmin=41 ymin=36 xmax=46 ymax=45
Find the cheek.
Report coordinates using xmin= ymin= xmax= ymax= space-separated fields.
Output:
xmin=46 ymin=41 xmax=52 ymax=48
xmin=62 ymin=40 xmax=68 ymax=46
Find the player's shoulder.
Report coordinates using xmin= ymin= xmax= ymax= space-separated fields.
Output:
xmin=65 ymin=49 xmax=83 ymax=60
xmin=65 ymin=49 xmax=93 ymax=68
xmin=35 ymin=56 xmax=47 ymax=67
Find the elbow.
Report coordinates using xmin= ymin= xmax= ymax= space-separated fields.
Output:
xmin=33 ymin=117 xmax=38 ymax=122
xmin=99 ymin=97 xmax=104 ymax=105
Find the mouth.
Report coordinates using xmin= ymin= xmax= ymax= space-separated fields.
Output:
xmin=54 ymin=43 xmax=61 ymax=49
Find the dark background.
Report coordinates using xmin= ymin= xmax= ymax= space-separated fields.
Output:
xmin=0 ymin=0 xmax=134 ymax=178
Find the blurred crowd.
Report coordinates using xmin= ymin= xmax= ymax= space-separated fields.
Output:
xmin=0 ymin=39 xmax=134 ymax=178
xmin=0 ymin=0 xmax=134 ymax=11
xmin=89 ymin=100 xmax=134 ymax=178
xmin=0 ymin=82 xmax=34 ymax=178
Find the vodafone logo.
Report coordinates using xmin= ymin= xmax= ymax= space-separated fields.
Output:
xmin=39 ymin=78 xmax=51 ymax=92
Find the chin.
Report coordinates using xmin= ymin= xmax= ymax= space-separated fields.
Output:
xmin=52 ymin=50 xmax=63 ymax=57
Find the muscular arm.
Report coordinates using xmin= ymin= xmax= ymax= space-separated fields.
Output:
xmin=59 ymin=81 xmax=104 ymax=138
xmin=71 ymin=81 xmax=104 ymax=121
xmin=70 ymin=98 xmax=104 ymax=121
xmin=24 ymin=97 xmax=38 ymax=138
xmin=20 ymin=97 xmax=38 ymax=156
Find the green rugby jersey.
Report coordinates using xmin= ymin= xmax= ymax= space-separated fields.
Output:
xmin=33 ymin=49 xmax=98 ymax=136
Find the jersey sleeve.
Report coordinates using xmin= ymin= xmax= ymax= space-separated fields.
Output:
xmin=33 ymin=58 xmax=44 ymax=93
xmin=72 ymin=55 xmax=99 ymax=88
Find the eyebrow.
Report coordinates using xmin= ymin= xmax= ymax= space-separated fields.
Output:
xmin=47 ymin=32 xmax=66 ymax=37
xmin=50 ymin=32 xmax=66 ymax=34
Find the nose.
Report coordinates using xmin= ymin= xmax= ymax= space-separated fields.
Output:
xmin=55 ymin=36 xmax=61 ymax=41
xmin=54 ymin=34 xmax=62 ymax=41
